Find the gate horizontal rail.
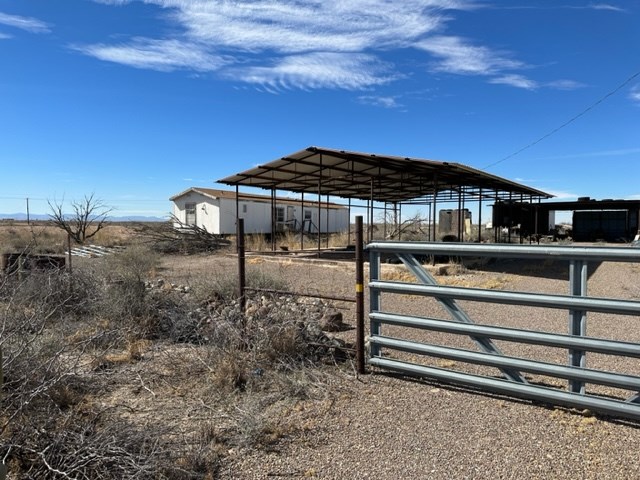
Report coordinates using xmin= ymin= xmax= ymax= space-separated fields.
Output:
xmin=370 ymin=281 xmax=640 ymax=315
xmin=369 ymin=357 xmax=640 ymax=421
xmin=367 ymin=241 xmax=640 ymax=420
xmin=370 ymin=335 xmax=640 ymax=390
xmin=369 ymin=311 xmax=640 ymax=357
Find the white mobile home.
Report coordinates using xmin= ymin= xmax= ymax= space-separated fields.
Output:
xmin=170 ymin=187 xmax=349 ymax=235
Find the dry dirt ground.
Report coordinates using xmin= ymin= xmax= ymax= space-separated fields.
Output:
xmin=156 ymin=251 xmax=640 ymax=480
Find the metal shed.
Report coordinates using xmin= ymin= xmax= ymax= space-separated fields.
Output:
xmin=218 ymin=146 xmax=553 ymax=248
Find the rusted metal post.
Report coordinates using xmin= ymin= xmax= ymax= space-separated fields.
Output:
xmin=355 ymin=216 xmax=366 ymax=374
xmin=237 ymin=218 xmax=246 ymax=314
xmin=67 ymin=233 xmax=73 ymax=274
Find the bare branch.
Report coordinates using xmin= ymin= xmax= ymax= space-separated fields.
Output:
xmin=48 ymin=194 xmax=113 ymax=244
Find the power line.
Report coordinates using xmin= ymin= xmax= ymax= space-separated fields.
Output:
xmin=484 ymin=68 xmax=640 ymax=170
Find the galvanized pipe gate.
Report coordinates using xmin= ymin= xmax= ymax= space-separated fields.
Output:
xmin=366 ymin=242 xmax=640 ymax=421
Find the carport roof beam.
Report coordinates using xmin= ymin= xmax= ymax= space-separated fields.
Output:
xmin=218 ymin=146 xmax=553 ymax=203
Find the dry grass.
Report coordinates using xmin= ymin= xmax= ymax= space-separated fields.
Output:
xmin=0 ymin=222 xmax=138 ymax=255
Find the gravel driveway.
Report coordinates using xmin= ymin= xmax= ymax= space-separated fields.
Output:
xmin=163 ymin=251 xmax=640 ymax=479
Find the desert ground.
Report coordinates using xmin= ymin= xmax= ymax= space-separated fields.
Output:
xmin=2 ymin=222 xmax=640 ymax=479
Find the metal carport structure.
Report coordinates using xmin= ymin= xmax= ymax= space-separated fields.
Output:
xmin=218 ymin=146 xmax=553 ymax=249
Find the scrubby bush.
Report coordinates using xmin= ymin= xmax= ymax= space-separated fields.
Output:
xmin=0 ymin=247 xmax=347 ymax=478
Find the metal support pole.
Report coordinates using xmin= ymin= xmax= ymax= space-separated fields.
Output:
xmin=508 ymin=191 xmax=513 ymax=243
xmin=347 ymin=197 xmax=352 ymax=246
xmin=457 ymin=187 xmax=463 ymax=242
xmin=326 ymin=194 xmax=330 ymax=248
xmin=355 ymin=216 xmax=365 ymax=374
xmin=432 ymin=178 xmax=438 ymax=242
xmin=366 ymin=198 xmax=370 ymax=243
xmin=235 ymin=185 xmax=240 ymax=252
xmin=271 ymin=188 xmax=276 ymax=252
xmin=398 ymin=202 xmax=402 ymax=241
xmin=519 ymin=193 xmax=524 ymax=244
xmin=569 ymin=259 xmax=588 ymax=394
xmin=461 ymin=187 xmax=466 ymax=243
xmin=318 ymin=154 xmax=322 ymax=252
xmin=383 ymin=202 xmax=387 ymax=239
xmin=369 ymin=178 xmax=374 ymax=243
xmin=301 ymin=192 xmax=305 ymax=251
xmin=478 ymin=188 xmax=483 ymax=243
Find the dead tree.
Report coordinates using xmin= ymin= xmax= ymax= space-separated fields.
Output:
xmin=48 ymin=194 xmax=112 ymax=244
xmin=379 ymin=211 xmax=430 ymax=241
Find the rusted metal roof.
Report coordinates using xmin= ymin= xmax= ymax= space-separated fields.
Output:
xmin=218 ymin=146 xmax=553 ymax=203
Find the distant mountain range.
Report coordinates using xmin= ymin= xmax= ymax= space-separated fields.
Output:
xmin=0 ymin=213 xmax=166 ymax=222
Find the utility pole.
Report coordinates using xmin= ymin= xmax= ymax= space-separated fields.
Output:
xmin=26 ymin=197 xmax=30 ymax=224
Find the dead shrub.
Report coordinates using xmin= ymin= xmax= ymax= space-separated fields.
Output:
xmin=211 ymin=350 xmax=249 ymax=392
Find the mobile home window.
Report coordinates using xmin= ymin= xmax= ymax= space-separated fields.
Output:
xmin=276 ymin=207 xmax=285 ymax=223
xmin=304 ymin=210 xmax=312 ymax=220
xmin=242 ymin=204 xmax=248 ymax=214
xmin=185 ymin=203 xmax=197 ymax=225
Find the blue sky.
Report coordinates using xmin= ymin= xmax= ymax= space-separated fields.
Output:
xmin=1 ymin=0 xmax=639 ymax=221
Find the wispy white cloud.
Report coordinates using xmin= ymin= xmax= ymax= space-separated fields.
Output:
xmin=0 ymin=32 xmax=12 ymax=40
xmin=584 ymin=3 xmax=625 ymax=12
xmin=78 ymin=0 xmax=579 ymax=92
xmin=358 ymin=95 xmax=403 ymax=109
xmin=172 ymin=0 xmax=450 ymax=54
xmin=545 ymin=79 xmax=586 ymax=90
xmin=79 ymin=0 xmax=467 ymax=89
xmin=497 ymin=4 xmax=625 ymax=12
xmin=74 ymin=38 xmax=227 ymax=72
xmin=0 ymin=11 xmax=50 ymax=33
xmin=225 ymin=52 xmax=396 ymax=91
xmin=630 ymin=84 xmax=640 ymax=104
xmin=416 ymin=35 xmax=524 ymax=76
xmin=489 ymin=74 xmax=538 ymax=90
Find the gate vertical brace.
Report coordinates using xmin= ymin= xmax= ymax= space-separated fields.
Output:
xmin=355 ymin=216 xmax=365 ymax=374
xmin=569 ymin=259 xmax=588 ymax=394
xmin=396 ymin=253 xmax=527 ymax=384
xmin=369 ymin=238 xmax=382 ymax=358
